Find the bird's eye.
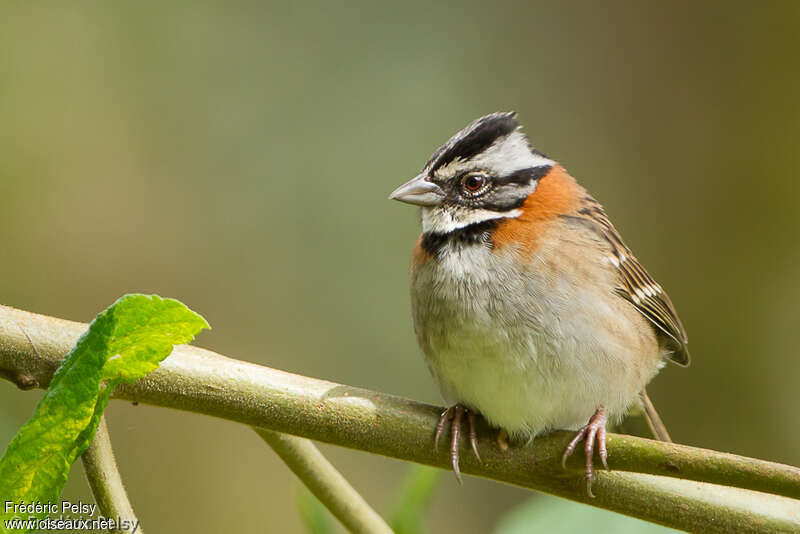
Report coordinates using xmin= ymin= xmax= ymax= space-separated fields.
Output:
xmin=461 ymin=173 xmax=490 ymax=196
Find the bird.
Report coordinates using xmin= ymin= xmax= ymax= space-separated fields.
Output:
xmin=389 ymin=112 xmax=689 ymax=496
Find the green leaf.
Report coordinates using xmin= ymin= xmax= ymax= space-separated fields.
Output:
xmin=296 ymin=486 xmax=336 ymax=534
xmin=0 ymin=294 xmax=208 ymax=530
xmin=389 ymin=465 xmax=441 ymax=534
xmin=100 ymin=295 xmax=209 ymax=382
xmin=494 ymin=494 xmax=681 ymax=534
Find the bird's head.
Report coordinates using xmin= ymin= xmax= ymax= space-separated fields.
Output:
xmin=389 ymin=112 xmax=555 ymax=234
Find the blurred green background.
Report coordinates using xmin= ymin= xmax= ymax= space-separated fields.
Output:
xmin=1 ymin=1 xmax=799 ymax=532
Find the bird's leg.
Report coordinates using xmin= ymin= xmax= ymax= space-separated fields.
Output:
xmin=561 ymin=407 xmax=609 ymax=498
xmin=434 ymin=403 xmax=482 ymax=484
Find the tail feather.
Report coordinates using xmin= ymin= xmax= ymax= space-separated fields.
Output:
xmin=639 ymin=389 xmax=672 ymax=443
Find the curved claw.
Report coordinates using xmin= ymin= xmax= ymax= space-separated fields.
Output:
xmin=434 ymin=407 xmax=454 ymax=450
xmin=562 ymin=426 xmax=588 ymax=469
xmin=434 ymin=403 xmax=484 ymax=484
xmin=597 ymin=423 xmax=609 ymax=470
xmin=467 ymin=411 xmax=481 ymax=462
xmin=497 ymin=428 xmax=510 ymax=451
xmin=561 ymin=407 xmax=609 ymax=498
xmin=450 ymin=405 xmax=464 ymax=483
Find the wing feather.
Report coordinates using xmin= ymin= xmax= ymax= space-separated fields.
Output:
xmin=573 ymin=199 xmax=690 ymax=366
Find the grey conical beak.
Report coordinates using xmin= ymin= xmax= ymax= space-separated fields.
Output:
xmin=389 ymin=173 xmax=444 ymax=207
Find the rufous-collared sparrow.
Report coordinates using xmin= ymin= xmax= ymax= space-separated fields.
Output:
xmin=389 ymin=112 xmax=689 ymax=495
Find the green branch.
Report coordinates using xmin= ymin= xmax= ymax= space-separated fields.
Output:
xmin=1 ymin=304 xmax=799 ymax=533
xmin=81 ymin=416 xmax=143 ymax=534
xmin=255 ymin=429 xmax=392 ymax=534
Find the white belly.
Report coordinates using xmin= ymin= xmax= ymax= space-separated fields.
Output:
xmin=411 ymin=240 xmax=661 ymax=438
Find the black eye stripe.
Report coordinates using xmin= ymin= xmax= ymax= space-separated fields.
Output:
xmin=453 ymin=164 xmax=550 ymax=191
xmin=495 ymin=165 xmax=552 ymax=185
xmin=466 ymin=165 xmax=552 ymax=211
xmin=440 ymin=165 xmax=553 ymax=209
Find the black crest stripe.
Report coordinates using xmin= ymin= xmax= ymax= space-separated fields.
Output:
xmin=430 ymin=114 xmax=518 ymax=172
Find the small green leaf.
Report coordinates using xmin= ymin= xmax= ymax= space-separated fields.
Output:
xmin=0 ymin=294 xmax=208 ymax=529
xmin=494 ymin=494 xmax=681 ymax=534
xmin=101 ymin=295 xmax=209 ymax=382
xmin=389 ymin=465 xmax=441 ymax=534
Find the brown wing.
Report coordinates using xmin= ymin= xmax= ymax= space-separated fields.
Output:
xmin=573 ymin=197 xmax=690 ymax=366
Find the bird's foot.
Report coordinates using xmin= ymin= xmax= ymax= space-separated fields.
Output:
xmin=434 ymin=403 xmax=481 ymax=484
xmin=497 ymin=428 xmax=510 ymax=451
xmin=561 ymin=407 xmax=609 ymax=498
